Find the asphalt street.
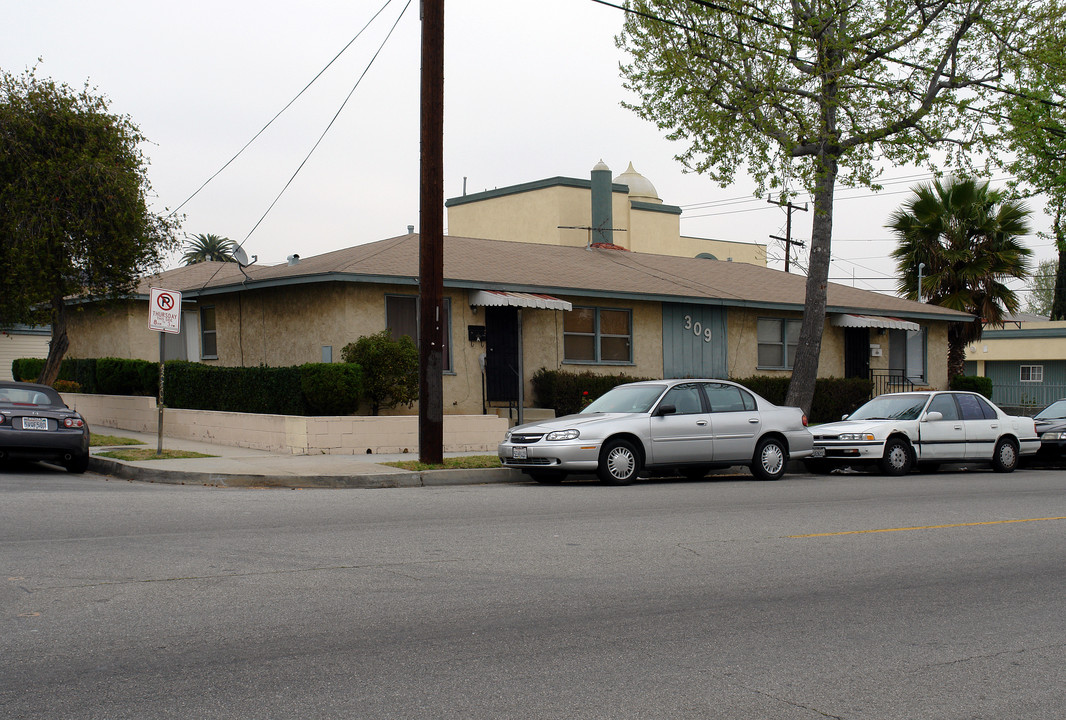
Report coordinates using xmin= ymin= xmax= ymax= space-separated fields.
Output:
xmin=3 ymin=463 xmax=1066 ymax=719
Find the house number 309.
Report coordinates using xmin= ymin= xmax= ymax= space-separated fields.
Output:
xmin=683 ymin=315 xmax=713 ymax=342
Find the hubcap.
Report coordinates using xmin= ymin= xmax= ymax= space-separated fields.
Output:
xmin=1000 ymin=443 xmax=1016 ymax=467
xmin=607 ymin=447 xmax=635 ymax=480
xmin=888 ymin=445 xmax=907 ymax=469
xmin=761 ymin=444 xmax=784 ymax=475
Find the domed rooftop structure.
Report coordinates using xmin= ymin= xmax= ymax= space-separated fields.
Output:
xmin=614 ymin=162 xmax=661 ymax=204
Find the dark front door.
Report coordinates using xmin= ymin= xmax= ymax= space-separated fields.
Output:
xmin=485 ymin=306 xmax=519 ymax=402
xmin=844 ymin=327 xmax=870 ymax=379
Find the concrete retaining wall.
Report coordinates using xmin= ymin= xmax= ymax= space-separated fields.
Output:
xmin=62 ymin=393 xmax=509 ymax=455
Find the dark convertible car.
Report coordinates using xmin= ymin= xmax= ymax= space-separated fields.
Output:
xmin=1033 ymin=399 xmax=1066 ymax=462
xmin=0 ymin=381 xmax=90 ymax=472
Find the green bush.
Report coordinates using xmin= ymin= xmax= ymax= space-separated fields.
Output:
xmin=530 ymin=368 xmax=656 ymax=416
xmin=163 ymin=361 xmax=306 ymax=415
xmin=12 ymin=357 xmax=45 ymax=382
xmin=341 ymin=331 xmax=418 ymax=415
xmin=299 ymin=363 xmax=363 ymax=415
xmin=732 ymin=376 xmax=873 ymax=424
xmin=12 ymin=356 xmax=153 ymax=394
xmin=950 ymin=374 xmax=993 ymax=399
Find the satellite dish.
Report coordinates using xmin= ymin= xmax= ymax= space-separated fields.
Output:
xmin=232 ymin=246 xmax=250 ymax=266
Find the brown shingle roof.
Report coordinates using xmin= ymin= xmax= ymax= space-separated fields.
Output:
xmin=192 ymin=234 xmax=969 ymax=320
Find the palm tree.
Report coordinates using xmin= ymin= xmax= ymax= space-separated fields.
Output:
xmin=181 ymin=233 xmax=237 ymax=265
xmin=889 ymin=178 xmax=1032 ymax=380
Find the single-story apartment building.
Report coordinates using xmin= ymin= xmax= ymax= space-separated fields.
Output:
xmin=64 ymin=232 xmax=969 ymax=416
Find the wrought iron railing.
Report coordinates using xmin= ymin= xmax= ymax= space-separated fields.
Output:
xmin=870 ymin=369 xmax=917 ymax=397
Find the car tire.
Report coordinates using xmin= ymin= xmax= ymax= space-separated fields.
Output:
xmin=878 ymin=437 xmax=913 ymax=476
xmin=991 ymin=438 xmax=1019 ymax=473
xmin=598 ymin=439 xmax=641 ymax=485
xmin=528 ymin=471 xmax=566 ymax=484
xmin=751 ymin=436 xmax=787 ymax=481
xmin=65 ymin=452 xmax=89 ymax=474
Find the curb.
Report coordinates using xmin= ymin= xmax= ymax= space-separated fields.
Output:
xmin=88 ymin=457 xmax=526 ymax=489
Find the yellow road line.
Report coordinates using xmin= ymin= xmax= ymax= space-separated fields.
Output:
xmin=790 ymin=516 xmax=1066 ymax=538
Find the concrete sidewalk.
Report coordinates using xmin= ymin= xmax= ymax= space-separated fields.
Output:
xmin=87 ymin=427 xmax=523 ymax=489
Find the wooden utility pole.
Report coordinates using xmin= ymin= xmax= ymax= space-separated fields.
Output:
xmin=768 ymin=196 xmax=808 ymax=273
xmin=419 ymin=0 xmax=444 ymax=463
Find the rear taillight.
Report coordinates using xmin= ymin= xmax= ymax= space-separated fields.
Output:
xmin=802 ymin=414 xmax=809 ymax=427
xmin=0 ymin=414 xmax=6 ymax=426
xmin=63 ymin=417 xmax=84 ymax=428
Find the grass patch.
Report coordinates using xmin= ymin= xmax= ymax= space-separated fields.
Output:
xmin=95 ymin=448 xmax=216 ymax=461
xmin=383 ymin=455 xmax=502 ymax=471
xmin=91 ymin=434 xmax=146 ymax=447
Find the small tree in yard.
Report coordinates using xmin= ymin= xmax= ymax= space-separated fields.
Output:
xmin=341 ymin=331 xmax=418 ymax=416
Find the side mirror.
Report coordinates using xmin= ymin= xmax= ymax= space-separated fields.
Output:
xmin=923 ymin=411 xmax=944 ymax=422
xmin=656 ymin=404 xmax=677 ymax=417
xmin=841 ymin=414 xmax=850 ymax=421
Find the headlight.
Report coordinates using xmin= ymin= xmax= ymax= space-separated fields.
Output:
xmin=503 ymin=430 xmax=512 ymax=441
xmin=837 ymin=433 xmax=875 ymax=441
xmin=1043 ymin=432 xmax=1066 ymax=441
xmin=545 ymin=429 xmax=580 ymax=441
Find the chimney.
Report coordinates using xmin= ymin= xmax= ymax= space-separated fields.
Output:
xmin=590 ymin=160 xmax=613 ymax=246
xmin=287 ymin=254 xmax=300 ymax=266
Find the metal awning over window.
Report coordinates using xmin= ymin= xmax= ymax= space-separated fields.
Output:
xmin=469 ymin=290 xmax=572 ymax=311
xmin=831 ymin=314 xmax=919 ymax=332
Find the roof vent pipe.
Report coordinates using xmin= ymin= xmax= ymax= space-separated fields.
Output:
xmin=407 ymin=225 xmax=415 ymax=234
xmin=590 ymin=160 xmax=613 ymax=247
xmin=287 ymin=254 xmax=300 ymax=266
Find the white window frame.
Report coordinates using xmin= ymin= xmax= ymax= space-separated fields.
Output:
xmin=1021 ymin=365 xmax=1044 ymax=383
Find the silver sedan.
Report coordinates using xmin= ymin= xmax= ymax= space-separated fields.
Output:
xmin=498 ymin=379 xmax=814 ymax=484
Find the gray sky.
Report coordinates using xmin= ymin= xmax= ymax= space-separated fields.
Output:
xmin=4 ymin=0 xmax=1056 ymax=297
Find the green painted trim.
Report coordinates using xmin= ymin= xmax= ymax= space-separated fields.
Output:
xmin=445 ymin=176 xmax=629 ymax=207
xmin=981 ymin=328 xmax=1066 ymax=339
xmin=631 ymin=200 xmax=682 ymax=215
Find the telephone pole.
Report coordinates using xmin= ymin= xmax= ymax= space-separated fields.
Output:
xmin=419 ymin=0 xmax=444 ymax=463
xmin=768 ymin=196 xmax=808 ymax=273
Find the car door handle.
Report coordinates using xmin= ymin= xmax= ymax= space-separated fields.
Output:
xmin=748 ymin=418 xmax=760 ymax=424
xmin=953 ymin=424 xmax=962 ymax=430
xmin=696 ymin=420 xmax=708 ymax=426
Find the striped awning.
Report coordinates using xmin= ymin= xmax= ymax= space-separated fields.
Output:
xmin=469 ymin=290 xmax=572 ymax=311
xmin=831 ymin=314 xmax=919 ymax=331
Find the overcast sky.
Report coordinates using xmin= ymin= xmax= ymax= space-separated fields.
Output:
xmin=4 ymin=0 xmax=1056 ymax=298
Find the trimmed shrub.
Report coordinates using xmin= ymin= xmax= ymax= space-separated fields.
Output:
xmin=950 ymin=374 xmax=993 ymax=399
xmin=163 ymin=361 xmax=306 ymax=415
xmin=12 ymin=357 xmax=45 ymax=382
xmin=299 ymin=363 xmax=363 ymax=415
xmin=341 ymin=331 xmax=418 ymax=415
xmin=97 ymin=357 xmax=158 ymax=396
xmin=733 ymin=375 xmax=872 ymax=424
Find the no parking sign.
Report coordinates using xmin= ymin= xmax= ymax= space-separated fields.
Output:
xmin=149 ymin=287 xmax=182 ymax=334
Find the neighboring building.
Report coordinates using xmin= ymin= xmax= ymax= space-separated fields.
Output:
xmin=446 ymin=161 xmax=767 ymax=266
xmin=1 ymin=325 xmax=51 ymax=380
xmin=964 ymin=313 xmax=1066 ymax=411
xmin=66 ymin=233 xmax=968 ymax=416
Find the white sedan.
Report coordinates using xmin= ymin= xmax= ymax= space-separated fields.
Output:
xmin=808 ymin=391 xmax=1040 ymax=475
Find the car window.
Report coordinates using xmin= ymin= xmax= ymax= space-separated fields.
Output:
xmin=926 ymin=394 xmax=960 ymax=421
xmin=0 ymin=386 xmax=62 ymax=406
xmin=1035 ymin=400 xmax=1066 ymax=420
xmin=660 ymin=384 xmax=704 ymax=415
xmin=955 ymin=393 xmax=997 ymax=420
xmin=704 ymin=383 xmax=749 ymax=413
xmin=582 ymin=385 xmax=667 ymax=414
xmin=849 ymin=394 xmax=928 ymax=421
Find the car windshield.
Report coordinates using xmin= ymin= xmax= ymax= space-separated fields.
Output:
xmin=581 ymin=384 xmax=667 ymax=414
xmin=1035 ymin=400 xmax=1066 ymax=420
xmin=0 ymin=386 xmax=62 ymax=407
xmin=848 ymin=394 xmax=928 ymax=421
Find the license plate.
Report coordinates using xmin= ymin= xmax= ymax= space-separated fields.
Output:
xmin=22 ymin=417 xmax=48 ymax=431
xmin=512 ymin=446 xmax=528 ymax=460
xmin=811 ymin=446 xmax=825 ymax=458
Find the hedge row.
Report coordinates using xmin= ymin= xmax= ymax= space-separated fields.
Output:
xmin=162 ymin=361 xmax=364 ymax=416
xmin=530 ymin=368 xmax=874 ymax=424
xmin=12 ymin=357 xmax=158 ymax=396
xmin=949 ymin=374 xmax=993 ymax=399
xmin=13 ymin=357 xmax=364 ymax=416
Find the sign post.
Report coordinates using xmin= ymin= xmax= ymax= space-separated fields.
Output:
xmin=148 ymin=288 xmax=182 ymax=455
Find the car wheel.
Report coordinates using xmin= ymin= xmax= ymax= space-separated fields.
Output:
xmin=751 ymin=437 xmax=787 ymax=481
xmin=598 ymin=439 xmax=641 ymax=485
xmin=878 ymin=438 xmax=913 ymax=476
xmin=991 ymin=438 xmax=1019 ymax=473
xmin=65 ymin=452 xmax=89 ymax=474
xmin=528 ymin=470 xmax=566 ymax=484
